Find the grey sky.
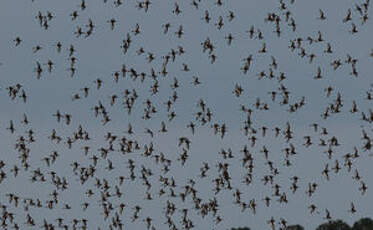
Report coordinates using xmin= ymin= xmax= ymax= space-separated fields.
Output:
xmin=0 ymin=0 xmax=373 ymax=230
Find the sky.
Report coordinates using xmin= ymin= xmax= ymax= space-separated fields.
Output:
xmin=0 ymin=0 xmax=373 ymax=229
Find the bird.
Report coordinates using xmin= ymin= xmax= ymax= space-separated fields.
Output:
xmin=7 ymin=120 xmax=15 ymax=134
xmin=318 ymin=9 xmax=326 ymax=20
xmin=349 ymin=202 xmax=357 ymax=214
xmin=14 ymin=37 xmax=22 ymax=46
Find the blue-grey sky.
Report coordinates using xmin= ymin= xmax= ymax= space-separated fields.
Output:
xmin=0 ymin=0 xmax=373 ymax=230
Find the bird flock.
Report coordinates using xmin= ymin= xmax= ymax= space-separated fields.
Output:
xmin=0 ymin=0 xmax=373 ymax=229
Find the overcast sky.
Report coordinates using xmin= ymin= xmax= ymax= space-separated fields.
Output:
xmin=0 ymin=0 xmax=373 ymax=230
